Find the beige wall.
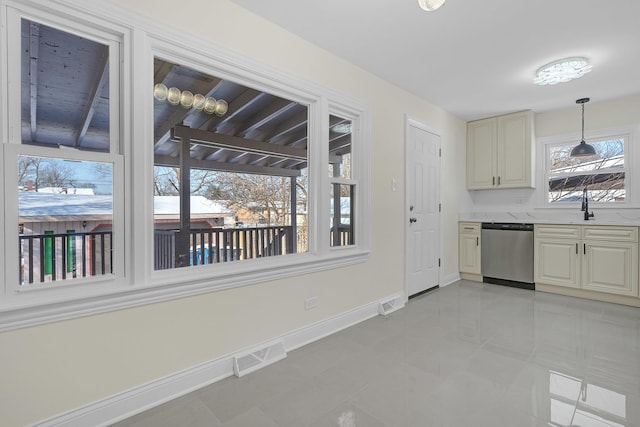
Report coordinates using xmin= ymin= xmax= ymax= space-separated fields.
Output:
xmin=535 ymin=94 xmax=640 ymax=138
xmin=0 ymin=1 xmax=465 ymax=425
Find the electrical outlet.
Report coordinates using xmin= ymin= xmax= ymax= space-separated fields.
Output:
xmin=304 ymin=296 xmax=318 ymax=310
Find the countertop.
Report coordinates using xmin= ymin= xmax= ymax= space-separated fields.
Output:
xmin=459 ymin=212 xmax=640 ymax=227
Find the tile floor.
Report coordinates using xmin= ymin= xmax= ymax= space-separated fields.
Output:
xmin=112 ymin=280 xmax=640 ymax=426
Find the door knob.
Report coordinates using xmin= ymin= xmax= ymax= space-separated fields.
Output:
xmin=409 ymin=217 xmax=417 ymax=223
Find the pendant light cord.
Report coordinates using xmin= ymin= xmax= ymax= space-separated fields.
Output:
xmin=581 ymin=102 xmax=585 ymax=141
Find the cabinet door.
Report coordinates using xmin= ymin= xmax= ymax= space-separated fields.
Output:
xmin=582 ymin=241 xmax=638 ymax=296
xmin=534 ymin=238 xmax=580 ymax=288
xmin=497 ymin=111 xmax=532 ymax=188
xmin=459 ymin=234 xmax=481 ymax=274
xmin=466 ymin=118 xmax=496 ymax=189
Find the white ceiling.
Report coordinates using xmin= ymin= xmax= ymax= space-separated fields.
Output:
xmin=229 ymin=0 xmax=640 ymax=121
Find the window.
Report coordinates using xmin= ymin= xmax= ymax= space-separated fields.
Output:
xmin=152 ymin=57 xmax=309 ymax=270
xmin=329 ymin=114 xmax=355 ymax=247
xmin=3 ymin=7 xmax=125 ymax=296
xmin=545 ymin=135 xmax=628 ymax=205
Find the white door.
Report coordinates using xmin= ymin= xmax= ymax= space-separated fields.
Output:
xmin=405 ymin=119 xmax=441 ymax=297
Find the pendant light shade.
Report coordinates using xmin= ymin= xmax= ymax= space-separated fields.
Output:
xmin=570 ymin=98 xmax=597 ymax=158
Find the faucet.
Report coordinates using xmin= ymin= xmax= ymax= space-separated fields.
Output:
xmin=581 ymin=187 xmax=595 ymax=221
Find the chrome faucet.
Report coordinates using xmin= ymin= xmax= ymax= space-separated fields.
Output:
xmin=581 ymin=187 xmax=594 ymax=221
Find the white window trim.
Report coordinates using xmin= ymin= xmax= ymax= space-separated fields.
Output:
xmin=536 ymin=125 xmax=638 ymax=209
xmin=0 ymin=0 xmax=371 ymax=331
xmin=326 ymin=100 xmax=370 ymax=252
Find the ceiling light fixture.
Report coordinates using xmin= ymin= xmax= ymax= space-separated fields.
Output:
xmin=570 ymin=98 xmax=597 ymax=157
xmin=533 ymin=57 xmax=592 ymax=86
xmin=153 ymin=83 xmax=228 ymax=117
xmin=418 ymin=0 xmax=446 ymax=11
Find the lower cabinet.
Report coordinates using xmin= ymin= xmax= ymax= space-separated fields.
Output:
xmin=534 ymin=224 xmax=638 ymax=297
xmin=459 ymin=222 xmax=481 ymax=276
xmin=583 ymin=241 xmax=637 ymax=295
xmin=535 ymin=237 xmax=580 ymax=288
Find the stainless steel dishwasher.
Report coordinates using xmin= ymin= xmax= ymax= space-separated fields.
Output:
xmin=481 ymin=223 xmax=534 ymax=290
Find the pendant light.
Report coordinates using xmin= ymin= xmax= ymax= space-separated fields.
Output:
xmin=570 ymin=98 xmax=597 ymax=157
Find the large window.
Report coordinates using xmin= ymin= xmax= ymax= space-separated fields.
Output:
xmin=545 ymin=135 xmax=627 ymax=205
xmin=0 ymin=0 xmax=369 ymax=329
xmin=152 ymin=58 xmax=309 ymax=270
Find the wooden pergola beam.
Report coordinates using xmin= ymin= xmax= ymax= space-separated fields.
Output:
xmin=173 ymin=125 xmax=307 ymax=162
xmin=154 ymin=154 xmax=302 ymax=177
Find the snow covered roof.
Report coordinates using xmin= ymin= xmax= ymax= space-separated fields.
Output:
xmin=19 ymin=192 xmax=112 ymax=219
xmin=19 ymin=193 xmax=232 ymax=220
xmin=154 ymin=196 xmax=232 ymax=215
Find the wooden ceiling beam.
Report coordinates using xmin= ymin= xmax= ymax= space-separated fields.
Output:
xmin=153 ymin=61 xmax=175 ymax=84
xmin=265 ymin=109 xmax=308 ymax=143
xmin=199 ymin=88 xmax=263 ymax=133
xmin=74 ymin=46 xmax=109 ymax=147
xmin=154 ymin=154 xmax=302 ymax=177
xmin=237 ymin=98 xmax=298 ymax=138
xmin=173 ymin=125 xmax=307 ymax=161
xmin=329 ymin=133 xmax=351 ymax=153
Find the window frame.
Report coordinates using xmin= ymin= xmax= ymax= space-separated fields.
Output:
xmin=539 ymin=126 xmax=636 ymax=208
xmin=327 ymin=104 xmax=365 ymax=250
xmin=0 ymin=0 xmax=131 ymax=320
xmin=0 ymin=0 xmax=370 ymax=330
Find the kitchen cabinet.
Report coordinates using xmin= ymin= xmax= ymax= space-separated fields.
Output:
xmin=459 ymin=222 xmax=481 ymax=278
xmin=534 ymin=224 xmax=638 ymax=297
xmin=466 ymin=110 xmax=534 ymax=190
xmin=534 ymin=225 xmax=581 ymax=288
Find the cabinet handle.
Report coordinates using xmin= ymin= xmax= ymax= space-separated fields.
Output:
xmin=492 ymin=176 xmax=495 ymax=186
xmin=584 ymin=243 xmax=586 ymax=255
xmin=463 ymin=227 xmax=474 ymax=230
xmin=576 ymin=243 xmax=578 ymax=254
xmin=476 ymin=237 xmax=479 ymax=246
xmin=498 ymin=176 xmax=501 ymax=185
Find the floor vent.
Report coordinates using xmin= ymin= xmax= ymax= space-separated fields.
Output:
xmin=233 ymin=340 xmax=286 ymax=378
xmin=378 ymin=296 xmax=404 ymax=316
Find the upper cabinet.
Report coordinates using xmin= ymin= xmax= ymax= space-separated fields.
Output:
xmin=466 ymin=110 xmax=535 ymax=190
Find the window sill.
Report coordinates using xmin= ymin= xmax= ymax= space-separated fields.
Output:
xmin=0 ymin=249 xmax=370 ymax=332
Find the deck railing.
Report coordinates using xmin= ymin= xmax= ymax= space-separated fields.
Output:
xmin=154 ymin=225 xmax=295 ymax=270
xmin=19 ymin=231 xmax=113 ymax=285
xmin=19 ymin=225 xmax=346 ymax=281
xmin=331 ymin=224 xmax=354 ymax=247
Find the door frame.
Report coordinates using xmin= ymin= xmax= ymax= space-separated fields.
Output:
xmin=404 ymin=116 xmax=442 ymax=300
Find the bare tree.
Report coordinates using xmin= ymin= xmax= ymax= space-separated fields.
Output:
xmin=208 ymin=173 xmax=294 ymax=225
xmin=548 ymin=139 xmax=624 ymax=203
xmin=153 ymin=166 xmax=215 ymax=196
xmin=18 ymin=156 xmax=75 ymax=192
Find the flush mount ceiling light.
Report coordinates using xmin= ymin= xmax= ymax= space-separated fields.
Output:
xmin=570 ymin=98 xmax=597 ymax=157
xmin=533 ymin=57 xmax=591 ymax=86
xmin=418 ymin=0 xmax=446 ymax=11
xmin=533 ymin=57 xmax=592 ymax=85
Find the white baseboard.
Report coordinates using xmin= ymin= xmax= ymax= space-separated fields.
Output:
xmin=31 ymin=292 xmax=403 ymax=427
xmin=441 ymin=273 xmax=461 ymax=287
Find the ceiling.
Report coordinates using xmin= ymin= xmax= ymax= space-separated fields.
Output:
xmin=229 ymin=0 xmax=640 ymax=121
